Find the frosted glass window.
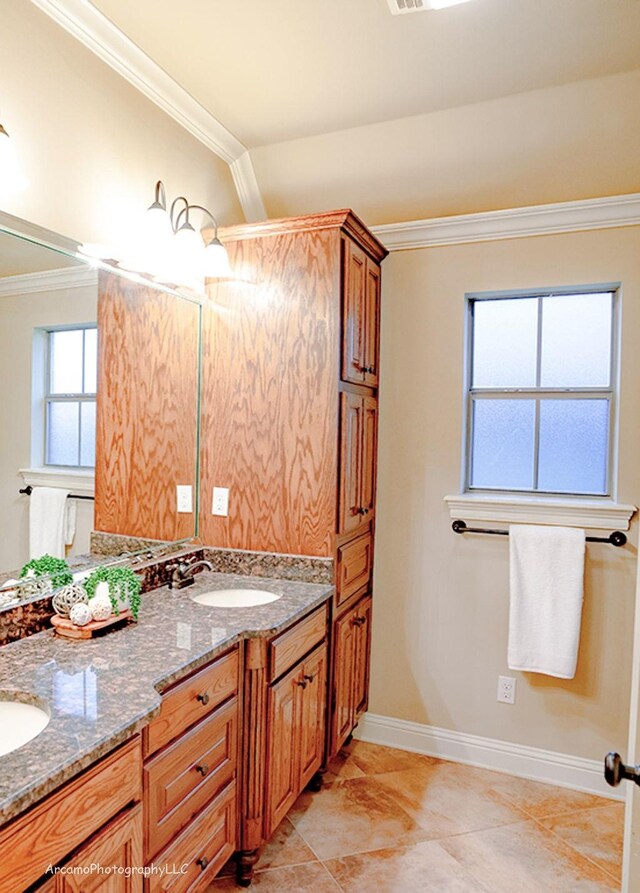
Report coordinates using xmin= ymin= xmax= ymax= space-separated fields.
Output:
xmin=540 ymin=293 xmax=612 ymax=388
xmin=45 ymin=326 xmax=97 ymax=468
xmin=47 ymin=402 xmax=80 ymax=466
xmin=471 ymin=400 xmax=535 ymax=490
xmin=538 ymin=400 xmax=609 ymax=494
xmin=80 ymin=402 xmax=96 ymax=467
xmin=472 ymin=298 xmax=538 ymax=388
xmin=466 ymin=288 xmax=616 ymax=495
xmin=50 ymin=330 xmax=83 ymax=393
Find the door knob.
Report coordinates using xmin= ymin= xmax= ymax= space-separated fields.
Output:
xmin=604 ymin=752 xmax=640 ymax=787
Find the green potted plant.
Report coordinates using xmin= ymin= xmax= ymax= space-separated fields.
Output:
xmin=83 ymin=566 xmax=142 ymax=620
xmin=20 ymin=554 xmax=73 ymax=593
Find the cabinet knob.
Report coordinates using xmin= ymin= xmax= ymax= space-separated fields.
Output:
xmin=196 ymin=857 xmax=209 ymax=871
xmin=357 ymin=507 xmax=367 ymax=515
xmin=353 ymin=616 xmax=366 ymax=627
xmin=304 ymin=674 xmax=315 ymax=683
xmin=196 ymin=692 xmax=210 ymax=705
xmin=195 ymin=763 xmax=209 ymax=776
xmin=296 ymin=678 xmax=308 ymax=689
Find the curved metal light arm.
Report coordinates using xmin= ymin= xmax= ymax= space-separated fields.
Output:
xmin=184 ymin=204 xmax=219 ymax=242
xmin=170 ymin=196 xmax=191 ymax=232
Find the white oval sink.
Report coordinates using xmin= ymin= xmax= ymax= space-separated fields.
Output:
xmin=191 ymin=589 xmax=282 ymax=608
xmin=0 ymin=700 xmax=49 ymax=756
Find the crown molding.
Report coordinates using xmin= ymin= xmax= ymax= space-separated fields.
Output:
xmin=0 ymin=266 xmax=98 ymax=298
xmin=28 ymin=0 xmax=266 ymax=222
xmin=373 ymin=193 xmax=640 ymax=251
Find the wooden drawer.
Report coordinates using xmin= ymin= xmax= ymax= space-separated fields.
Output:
xmin=0 ymin=737 xmax=142 ymax=893
xmin=144 ymin=698 xmax=237 ymax=861
xmin=146 ymin=782 xmax=236 ymax=893
xmin=269 ymin=605 xmax=327 ymax=682
xmin=336 ymin=532 xmax=372 ymax=608
xmin=144 ymin=648 xmax=239 ymax=757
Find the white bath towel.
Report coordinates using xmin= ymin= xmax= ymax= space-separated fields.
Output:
xmin=508 ymin=525 xmax=586 ymax=679
xmin=29 ymin=487 xmax=76 ymax=560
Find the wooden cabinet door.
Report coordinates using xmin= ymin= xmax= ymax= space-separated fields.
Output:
xmin=342 ymin=239 xmax=367 ymax=385
xmin=331 ymin=605 xmax=357 ymax=754
xmin=361 ymin=396 xmax=378 ymax=518
xmin=57 ymin=806 xmax=143 ymax=893
xmin=353 ymin=596 xmax=373 ymax=719
xmin=339 ymin=392 xmax=364 ymax=534
xmin=363 ymin=260 xmax=380 ymax=388
xmin=298 ymin=644 xmax=328 ymax=789
xmin=265 ymin=670 xmax=299 ymax=836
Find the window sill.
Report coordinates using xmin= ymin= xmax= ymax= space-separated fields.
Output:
xmin=443 ymin=493 xmax=636 ymax=530
xmin=19 ymin=468 xmax=95 ymax=498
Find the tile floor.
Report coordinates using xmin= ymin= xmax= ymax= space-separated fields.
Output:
xmin=208 ymin=740 xmax=624 ymax=892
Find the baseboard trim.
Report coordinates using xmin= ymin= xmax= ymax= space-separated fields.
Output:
xmin=354 ymin=713 xmax=622 ymax=801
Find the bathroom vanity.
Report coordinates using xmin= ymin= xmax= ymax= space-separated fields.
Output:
xmin=0 ymin=570 xmax=333 ymax=891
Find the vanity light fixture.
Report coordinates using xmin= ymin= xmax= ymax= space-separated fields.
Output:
xmin=123 ymin=181 xmax=232 ymax=291
xmin=0 ymin=119 xmax=29 ymax=195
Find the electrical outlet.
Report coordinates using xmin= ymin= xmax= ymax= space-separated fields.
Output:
xmin=176 ymin=485 xmax=192 ymax=513
xmin=212 ymin=487 xmax=229 ymax=516
xmin=497 ymin=675 xmax=516 ymax=704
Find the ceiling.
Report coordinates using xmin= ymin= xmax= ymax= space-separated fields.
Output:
xmin=90 ymin=0 xmax=640 ymax=148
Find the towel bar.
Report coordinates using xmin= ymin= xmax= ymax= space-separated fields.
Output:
xmin=452 ymin=519 xmax=627 ymax=547
xmin=19 ymin=485 xmax=94 ymax=502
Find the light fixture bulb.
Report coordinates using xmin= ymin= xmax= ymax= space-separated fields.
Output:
xmin=0 ymin=124 xmax=29 ymax=195
xmin=202 ymin=238 xmax=232 ymax=278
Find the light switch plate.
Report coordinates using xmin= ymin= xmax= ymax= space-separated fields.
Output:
xmin=212 ymin=487 xmax=229 ymax=516
xmin=176 ymin=485 xmax=193 ymax=513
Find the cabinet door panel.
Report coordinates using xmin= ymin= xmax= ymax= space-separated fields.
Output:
xmin=342 ymin=240 xmax=366 ymax=385
xmin=339 ymin=392 xmax=363 ymax=534
xmin=298 ymin=644 xmax=328 ymax=788
xmin=363 ymin=260 xmax=380 ymax=388
xmin=331 ymin=605 xmax=357 ymax=754
xmin=361 ymin=396 xmax=378 ymax=517
xmin=265 ymin=672 xmax=298 ymax=836
xmin=353 ymin=597 xmax=373 ymax=719
xmin=57 ymin=805 xmax=143 ymax=893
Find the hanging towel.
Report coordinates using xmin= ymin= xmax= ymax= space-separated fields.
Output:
xmin=29 ymin=487 xmax=75 ymax=560
xmin=508 ymin=525 xmax=586 ymax=679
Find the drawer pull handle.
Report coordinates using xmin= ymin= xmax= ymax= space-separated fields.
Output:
xmin=304 ymin=674 xmax=315 ymax=683
xmin=196 ymin=692 xmax=210 ymax=705
xmin=353 ymin=616 xmax=366 ymax=627
xmin=196 ymin=857 xmax=209 ymax=871
xmin=357 ymin=507 xmax=366 ymax=515
xmin=296 ymin=679 xmax=308 ymax=689
xmin=195 ymin=763 xmax=209 ymax=776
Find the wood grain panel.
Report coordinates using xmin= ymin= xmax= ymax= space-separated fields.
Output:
xmin=341 ymin=239 xmax=367 ymax=385
xmin=143 ymin=648 xmax=239 ymax=757
xmin=269 ymin=605 xmax=327 ymax=682
xmin=354 ymin=596 xmax=373 ymax=719
xmin=339 ymin=392 xmax=363 ymax=535
xmin=362 ymin=395 xmax=378 ymax=517
xmin=363 ymin=259 xmax=381 ymax=388
xmin=298 ymin=643 xmax=328 ymax=790
xmin=330 ymin=605 xmax=357 ymax=756
xmin=57 ymin=805 xmax=143 ymax=893
xmin=241 ymin=639 xmax=268 ymax=851
xmin=200 ymin=229 xmax=340 ymax=555
xmin=95 ymin=271 xmax=199 ymax=541
xmin=0 ymin=737 xmax=141 ymax=893
xmin=265 ymin=665 xmax=298 ymax=836
xmin=336 ymin=531 xmax=372 ymax=609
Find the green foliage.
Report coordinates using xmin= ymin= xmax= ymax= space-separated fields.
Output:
xmin=83 ymin=565 xmax=142 ymax=620
xmin=20 ymin=554 xmax=73 ymax=590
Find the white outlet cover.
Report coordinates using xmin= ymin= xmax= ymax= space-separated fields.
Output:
xmin=212 ymin=487 xmax=229 ymax=516
xmin=176 ymin=485 xmax=193 ymax=513
xmin=497 ymin=675 xmax=516 ymax=704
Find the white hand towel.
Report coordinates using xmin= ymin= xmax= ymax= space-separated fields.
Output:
xmin=508 ymin=524 xmax=585 ymax=679
xmin=29 ymin=487 xmax=71 ymax=560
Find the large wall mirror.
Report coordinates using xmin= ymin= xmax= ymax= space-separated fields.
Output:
xmin=0 ymin=212 xmax=200 ymax=574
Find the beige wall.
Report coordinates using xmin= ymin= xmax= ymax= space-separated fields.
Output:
xmin=372 ymin=226 xmax=640 ymax=760
xmin=0 ymin=279 xmax=98 ymax=572
xmin=252 ymin=69 xmax=640 ymax=226
xmin=0 ymin=0 xmax=243 ymax=247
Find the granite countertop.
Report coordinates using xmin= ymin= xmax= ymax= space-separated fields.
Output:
xmin=0 ymin=571 xmax=333 ymax=825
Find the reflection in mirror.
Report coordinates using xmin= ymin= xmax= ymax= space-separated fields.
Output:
xmin=0 ymin=216 xmax=200 ymax=588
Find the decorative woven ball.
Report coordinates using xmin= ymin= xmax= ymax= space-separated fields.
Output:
xmin=52 ymin=583 xmax=88 ymax=617
xmin=69 ymin=602 xmax=92 ymax=626
xmin=88 ymin=593 xmax=112 ymax=621
xmin=18 ymin=575 xmax=53 ymax=600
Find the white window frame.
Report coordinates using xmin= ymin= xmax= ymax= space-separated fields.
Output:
xmin=462 ymin=283 xmax=621 ymax=500
xmin=43 ymin=324 xmax=97 ymax=469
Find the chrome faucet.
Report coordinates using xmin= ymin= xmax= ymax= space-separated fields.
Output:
xmin=167 ymin=558 xmax=213 ymax=590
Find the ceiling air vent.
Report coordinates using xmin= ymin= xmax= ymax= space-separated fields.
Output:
xmin=387 ymin=0 xmax=427 ymax=13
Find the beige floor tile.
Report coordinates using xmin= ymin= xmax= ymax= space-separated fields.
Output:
xmin=439 ymin=819 xmax=619 ymax=892
xmin=287 ymin=774 xmax=433 ymax=860
xmin=255 ymin=816 xmax=317 ymax=870
xmin=324 ymin=748 xmax=367 ymax=785
xmin=373 ymin=759 xmax=531 ymax=837
xmin=325 ymin=840 xmax=493 ymax=892
xmin=340 ymin=739 xmax=435 ymax=776
xmin=476 ymin=769 xmax=614 ymax=819
xmin=539 ymin=803 xmax=624 ymax=881
xmin=207 ymin=861 xmax=340 ymax=892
